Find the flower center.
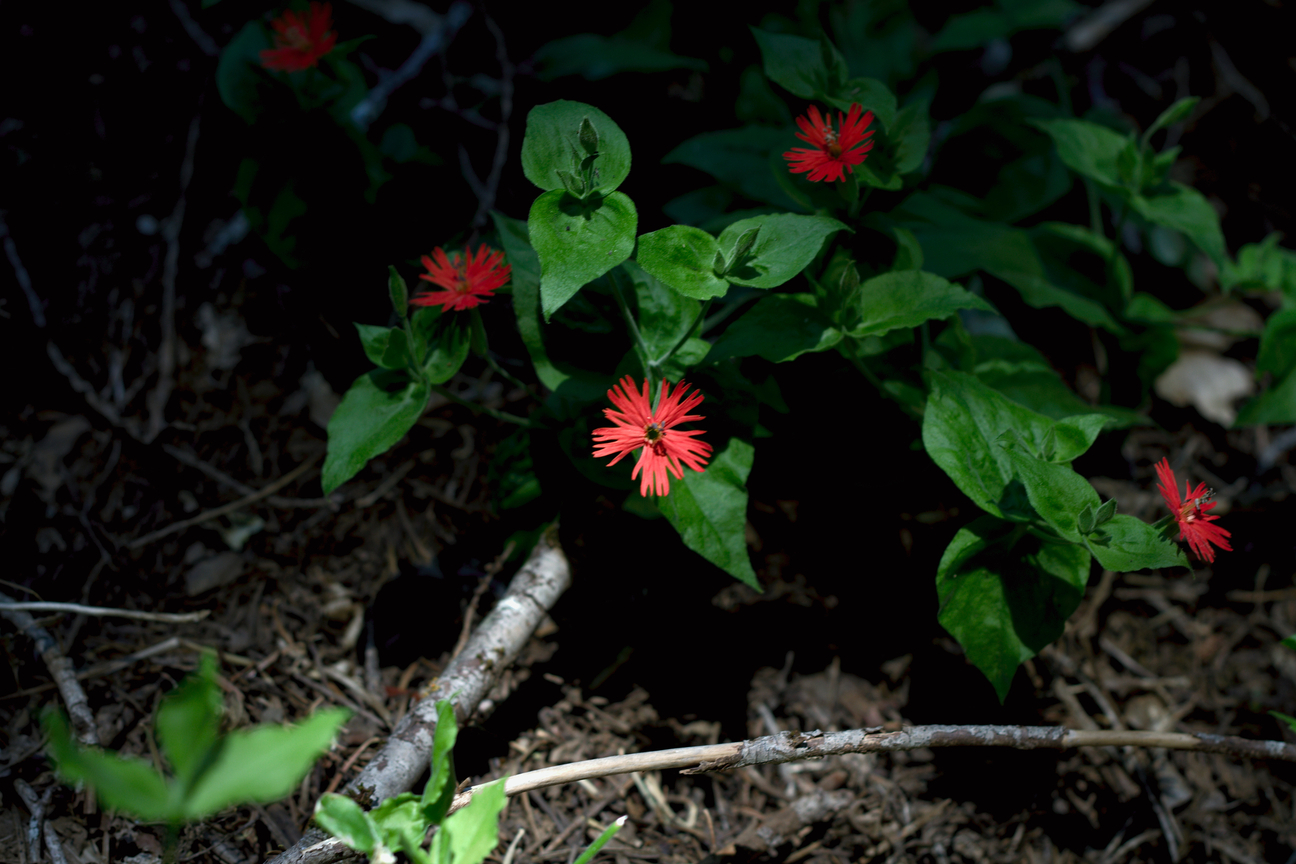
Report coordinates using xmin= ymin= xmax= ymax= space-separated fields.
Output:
xmin=643 ymin=422 xmax=666 ymax=446
xmin=823 ymin=126 xmax=842 ymax=158
xmin=285 ymin=26 xmax=311 ymax=49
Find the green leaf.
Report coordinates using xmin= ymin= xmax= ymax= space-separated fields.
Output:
xmin=848 ymin=271 xmax=994 ymax=337
xmin=663 ymin=126 xmax=802 ymax=211
xmin=1029 ymin=118 xmax=1129 ymax=189
xmin=716 ymin=214 xmax=848 ymax=289
xmin=1130 ymin=184 xmax=1228 ymax=269
xmin=411 ymin=310 xmax=471 ymax=384
xmin=825 ymin=77 xmax=898 ymax=133
xmin=493 ymin=211 xmax=571 ymax=393
xmin=422 ymin=700 xmax=459 ymax=825
xmin=658 ymin=437 xmax=759 ymax=588
xmin=355 ymin=324 xmax=405 ymax=370
xmin=314 ymin=793 xmax=382 ymax=856
xmin=1235 ymin=367 xmax=1296 ymax=426
xmin=183 ymin=708 xmax=349 ymax=819
xmin=322 ymin=371 xmax=431 ymax=493
xmin=1094 ymin=497 xmax=1118 ymax=526
xmin=1271 ymin=711 xmax=1296 ymax=733
xmin=1142 ymin=97 xmax=1200 ymax=145
xmin=890 ymin=102 xmax=931 ymax=175
xmin=937 ymin=516 xmax=1090 ymax=702
xmin=635 ymin=225 xmax=729 ymax=300
xmin=891 ymin=227 xmax=923 ymax=271
xmin=1083 ymin=514 xmax=1190 ymax=572
xmin=994 ymin=269 xmax=1126 ymax=333
xmin=1256 ymin=308 xmax=1296 ymax=379
xmin=155 ymin=652 xmax=223 ymax=793
xmin=371 ymin=794 xmax=426 ymax=852
xmin=389 ymin=266 xmax=410 ymax=319
xmin=443 ymin=779 xmax=508 ymax=864
xmin=750 ymin=27 xmax=842 ymax=102
xmin=43 ymin=709 xmax=175 ymax=822
xmin=922 ymin=371 xmax=1068 ymax=520
xmin=521 ymin=101 xmax=631 ymax=195
xmin=535 ymin=35 xmax=706 ymax=81
xmin=626 ymin=260 xmax=702 ymax=362
xmin=1000 ymin=442 xmax=1100 ymax=543
xmin=216 ymin=22 xmax=272 ymax=123
xmin=706 ymin=294 xmax=842 ymax=364
xmin=528 ymin=190 xmax=637 ymax=319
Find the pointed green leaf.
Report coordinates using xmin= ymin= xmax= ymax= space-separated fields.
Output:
xmin=1029 ymin=118 xmax=1129 ymax=189
xmin=443 ymin=779 xmax=508 ymax=864
xmin=389 ymin=266 xmax=410 ymax=319
xmin=322 ymin=371 xmax=430 ymax=493
xmin=658 ymin=437 xmax=758 ymax=588
xmin=1094 ymin=497 xmax=1118 ymax=526
xmin=522 ymin=101 xmax=631 ymax=195
xmin=155 ymin=652 xmax=223 ymax=792
xmin=848 ymin=270 xmax=994 ymax=337
xmin=716 ymin=214 xmax=848 ymax=289
xmin=1000 ymin=443 xmax=1101 ymax=542
xmin=314 ymin=793 xmax=382 ymax=856
xmin=43 ymin=709 xmax=175 ymax=822
xmin=422 ymin=700 xmax=459 ymax=825
xmin=528 ymin=190 xmax=637 ymax=319
xmin=635 ymin=225 xmax=729 ymax=300
xmin=1084 ymin=514 xmax=1190 ymax=572
xmin=1142 ymin=97 xmax=1199 ymax=144
xmin=1130 ymin=184 xmax=1228 ymax=269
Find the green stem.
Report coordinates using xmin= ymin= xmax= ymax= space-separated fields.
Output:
xmin=654 ymin=298 xmax=713 ymax=374
xmin=484 ymin=351 xmax=541 ymax=401
xmin=430 ymin=383 xmax=540 ymax=428
xmin=608 ymin=268 xmax=652 ymax=381
xmin=1083 ymin=177 xmax=1102 ymax=237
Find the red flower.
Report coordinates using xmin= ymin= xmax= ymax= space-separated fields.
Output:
xmin=783 ymin=103 xmax=876 ymax=183
xmin=411 ymin=245 xmax=511 ymax=312
xmin=1154 ymin=457 xmax=1232 ymax=563
xmin=260 ymin=2 xmax=338 ymax=72
xmin=592 ymin=376 xmax=713 ymax=497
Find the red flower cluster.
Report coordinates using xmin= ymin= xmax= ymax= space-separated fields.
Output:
xmin=260 ymin=2 xmax=338 ymax=72
xmin=1154 ymin=458 xmax=1232 ymax=563
xmin=783 ymin=103 xmax=876 ymax=183
xmin=411 ymin=245 xmax=511 ymax=312
xmin=592 ymin=376 xmax=712 ymax=497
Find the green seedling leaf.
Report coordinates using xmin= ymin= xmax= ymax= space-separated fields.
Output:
xmin=529 ymin=190 xmax=637 ymax=319
xmin=444 ymin=779 xmax=508 ymax=864
xmin=937 ymin=516 xmax=1090 ymax=702
xmin=635 ymin=225 xmax=729 ymax=300
xmin=716 ymin=214 xmax=848 ymax=289
xmin=848 ymin=270 xmax=994 ymax=338
xmin=184 ymin=708 xmax=348 ymax=819
xmin=389 ymin=266 xmax=409 ymax=319
xmin=1129 ymin=184 xmax=1228 ymax=269
xmin=573 ymin=816 xmax=628 ymax=864
xmin=1084 ymin=514 xmax=1189 ymax=572
xmin=155 ymin=652 xmax=223 ymax=793
xmin=1142 ymin=96 xmax=1200 ymax=146
xmin=658 ymin=437 xmax=759 ymax=588
xmin=44 ymin=709 xmax=174 ymax=822
xmin=522 ymin=101 xmax=631 ymax=195
xmin=1029 ymin=118 xmax=1129 ymax=189
xmin=422 ymin=699 xmax=459 ymax=825
xmin=1271 ymin=711 xmax=1296 ymax=734
xmin=371 ymin=794 xmax=426 ymax=855
xmin=314 ymin=793 xmax=382 ymax=857
xmin=323 ymin=371 xmax=431 ymax=493
xmin=706 ymin=294 xmax=841 ymax=364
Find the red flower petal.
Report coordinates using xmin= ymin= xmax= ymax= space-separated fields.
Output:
xmin=592 ymin=376 xmax=713 ymax=496
xmin=1153 ymin=457 xmax=1232 ymax=563
xmin=260 ymin=2 xmax=338 ymax=72
xmin=410 ymin=244 xmax=511 ymax=312
xmin=782 ymin=103 xmax=876 ymax=183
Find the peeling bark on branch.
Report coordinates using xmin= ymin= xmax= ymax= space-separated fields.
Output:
xmin=264 ymin=526 xmax=570 ymax=864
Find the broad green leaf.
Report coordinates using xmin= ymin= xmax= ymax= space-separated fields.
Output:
xmin=1235 ymin=367 xmax=1296 ymax=426
xmin=663 ymin=126 xmax=801 ymax=211
xmin=706 ymin=294 xmax=841 ymax=364
xmin=371 ymin=794 xmax=426 ymax=852
xmin=825 ymin=77 xmax=898 ymax=132
xmin=183 ymin=708 xmax=349 ymax=819
xmin=626 ymin=260 xmax=702 ymax=361
xmin=716 ymin=214 xmax=848 ymax=289
xmin=355 ymin=324 xmax=405 ymax=370
xmin=937 ymin=517 xmax=1090 ymax=702
xmin=43 ymin=709 xmax=175 ymax=822
xmin=1130 ymin=184 xmax=1227 ymax=269
xmin=410 ymin=310 xmax=470 ymax=385
xmin=635 ymin=225 xmax=729 ymax=300
xmin=314 ymin=793 xmax=382 ymax=856
xmin=322 ymin=372 xmax=431 ymax=493
xmin=1084 ymin=514 xmax=1189 ymax=572
xmin=422 ymin=700 xmax=459 ymax=825
xmin=1000 ymin=443 xmax=1100 ymax=543
xmin=216 ymin=22 xmax=272 ymax=123
xmin=1029 ymin=118 xmax=1129 ymax=189
xmin=443 ymin=779 xmax=508 ymax=864
xmin=892 ymin=226 xmax=923 ymax=271
xmin=658 ymin=437 xmax=759 ymax=588
xmin=848 ymin=271 xmax=994 ymax=337
xmin=529 ymin=190 xmax=637 ymax=319
xmin=1256 ymin=308 xmax=1296 ymax=378
xmin=890 ymin=102 xmax=931 ymax=175
xmin=750 ymin=28 xmax=845 ymax=102
xmin=521 ymin=101 xmax=631 ymax=195
xmin=922 ymin=371 xmax=1064 ymax=520
xmin=980 ymin=152 xmax=1073 ymax=223
xmin=993 ymin=269 xmax=1126 ymax=333
xmin=155 ymin=653 xmax=223 ymax=792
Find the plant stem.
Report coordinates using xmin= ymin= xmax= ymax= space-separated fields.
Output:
xmin=654 ymin=298 xmax=713 ymax=374
xmin=608 ymin=268 xmax=652 ymax=381
xmin=430 ymin=383 xmax=540 ymax=428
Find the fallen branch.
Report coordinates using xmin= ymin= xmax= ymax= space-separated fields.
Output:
xmin=0 ymin=601 xmax=209 ymax=623
xmin=0 ymin=592 xmax=98 ymax=746
xmin=264 ymin=525 xmax=571 ymax=864
xmin=446 ymin=723 xmax=1296 ymax=813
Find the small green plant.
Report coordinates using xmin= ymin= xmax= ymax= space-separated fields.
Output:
xmin=44 ymin=652 xmax=349 ymax=862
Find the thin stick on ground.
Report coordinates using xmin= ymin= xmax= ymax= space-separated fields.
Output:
xmin=0 ymin=602 xmax=210 ymax=623
xmin=445 ymin=724 xmax=1296 ymax=814
xmin=265 ymin=525 xmax=571 ymax=864
xmin=0 ymin=591 xmax=98 ymax=746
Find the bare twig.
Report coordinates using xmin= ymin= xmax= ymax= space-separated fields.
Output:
xmin=450 ymin=541 xmax=515 ymax=661
xmin=349 ymin=1 xmax=473 ymax=130
xmin=444 ymin=724 xmax=1296 ymax=814
xmin=0 ymin=601 xmax=209 ymax=623
xmin=264 ymin=526 xmax=571 ymax=864
xmin=146 ymin=111 xmax=201 ymax=443
xmin=0 ymin=591 xmax=98 ymax=746
xmin=169 ymin=0 xmax=220 ymax=57
xmin=47 ymin=342 xmax=140 ymax=436
xmin=1063 ymin=0 xmax=1155 ymax=53
xmin=0 ymin=212 xmax=45 ymax=327
xmin=128 ymin=453 xmax=321 ymax=549
xmin=469 ymin=12 xmax=513 ymax=229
